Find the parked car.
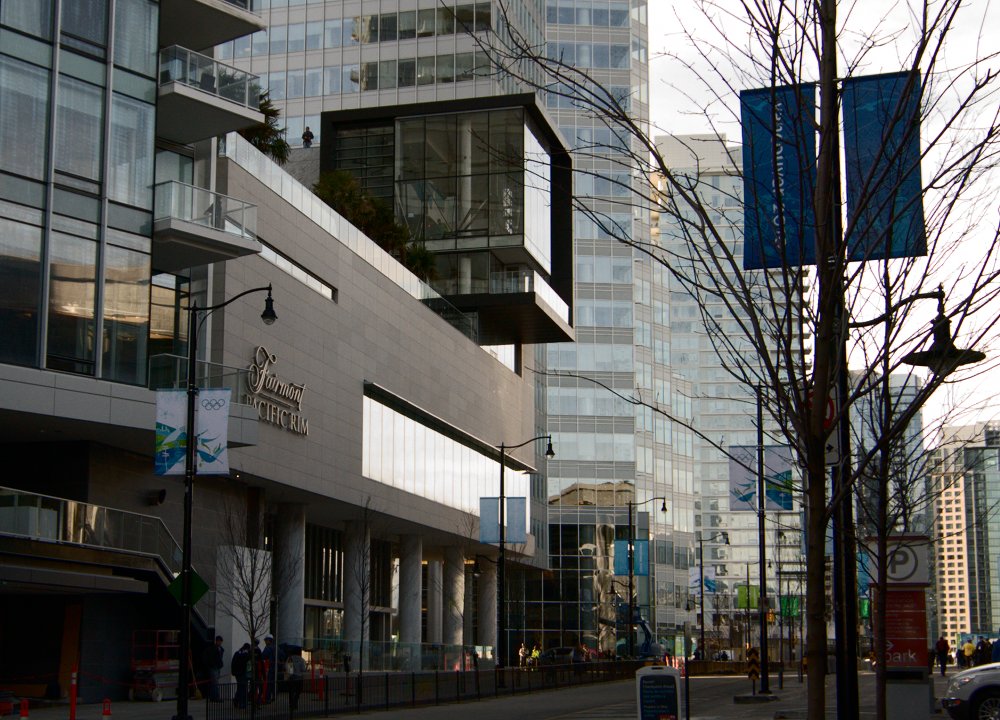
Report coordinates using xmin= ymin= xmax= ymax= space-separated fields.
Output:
xmin=942 ymin=662 xmax=1000 ymax=719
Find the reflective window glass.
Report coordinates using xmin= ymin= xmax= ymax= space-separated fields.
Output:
xmin=61 ymin=0 xmax=107 ymax=55
xmin=269 ymin=25 xmax=287 ymax=53
xmin=306 ymin=22 xmax=322 ymax=50
xmin=108 ymin=92 xmax=154 ymax=209
xmin=397 ymin=59 xmax=415 ymax=87
xmin=324 ymin=19 xmax=342 ymax=48
xmin=378 ymin=60 xmax=396 ymax=89
xmin=55 ymin=74 xmax=104 ymax=180
xmin=113 ymin=0 xmax=157 ymax=77
xmin=379 ymin=13 xmax=397 ymax=41
xmin=416 ymin=55 xmax=435 ymax=85
xmin=0 ymin=216 xmax=42 ymax=366
xmin=1 ymin=0 xmax=53 ymax=39
xmin=47 ymin=232 xmax=97 ymax=374
xmin=286 ymin=69 xmax=304 ymax=98
xmin=102 ymin=242 xmax=150 ymax=384
xmin=398 ymin=10 xmax=416 ymax=39
xmin=0 ymin=55 xmax=50 ymax=180
xmin=416 ymin=9 xmax=435 ymax=37
xmin=287 ymin=23 xmax=305 ymax=52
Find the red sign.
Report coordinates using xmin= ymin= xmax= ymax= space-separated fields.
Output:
xmin=877 ymin=588 xmax=928 ymax=668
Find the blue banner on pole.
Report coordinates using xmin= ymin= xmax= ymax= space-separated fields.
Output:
xmin=479 ymin=496 xmax=527 ymax=544
xmin=842 ymin=71 xmax=926 ymax=261
xmin=613 ymin=539 xmax=649 ymax=576
xmin=741 ymin=84 xmax=818 ymax=269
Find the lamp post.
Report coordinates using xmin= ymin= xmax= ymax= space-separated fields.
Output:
xmin=626 ymin=496 xmax=667 ymax=657
xmin=755 ymin=385 xmax=771 ymax=694
xmin=698 ymin=531 xmax=729 ymax=660
xmin=496 ymin=435 xmax=553 ymax=673
xmin=175 ymin=284 xmax=276 ymax=720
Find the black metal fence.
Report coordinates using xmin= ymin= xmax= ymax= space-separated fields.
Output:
xmin=206 ymin=661 xmax=645 ymax=719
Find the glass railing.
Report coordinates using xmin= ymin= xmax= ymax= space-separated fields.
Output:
xmin=148 ymin=353 xmax=251 ymax=407
xmin=489 ymin=268 xmax=570 ymax=324
xmin=154 ymin=181 xmax=257 ymax=241
xmin=0 ymin=486 xmax=215 ymax=624
xmin=301 ymin=639 xmax=494 ymax=673
xmin=159 ymin=46 xmax=261 ymax=110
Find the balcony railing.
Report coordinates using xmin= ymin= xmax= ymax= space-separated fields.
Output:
xmin=0 ymin=486 xmax=214 ymax=625
xmin=0 ymin=486 xmax=182 ymax=574
xmin=159 ymin=45 xmax=260 ymax=111
xmin=149 ymin=353 xmax=251 ymax=406
xmin=489 ymin=268 xmax=570 ymax=323
xmin=154 ymin=181 xmax=257 ymax=241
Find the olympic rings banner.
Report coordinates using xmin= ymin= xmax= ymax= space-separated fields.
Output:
xmin=155 ymin=389 xmax=231 ymax=475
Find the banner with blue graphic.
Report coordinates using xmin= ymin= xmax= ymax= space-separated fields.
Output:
xmin=843 ymin=71 xmax=926 ymax=261
xmin=728 ymin=445 xmax=796 ymax=511
xmin=614 ymin=539 xmax=649 ymax=576
xmin=741 ymin=83 xmax=818 ymax=269
xmin=154 ymin=389 xmax=231 ymax=475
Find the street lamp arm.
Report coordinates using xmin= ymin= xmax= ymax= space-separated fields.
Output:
xmin=498 ymin=434 xmax=554 ymax=452
xmin=193 ymin=283 xmax=274 ymax=314
xmin=847 ymin=285 xmax=943 ymax=329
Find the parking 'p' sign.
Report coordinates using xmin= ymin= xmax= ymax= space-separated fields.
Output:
xmin=884 ymin=537 xmax=929 ymax=585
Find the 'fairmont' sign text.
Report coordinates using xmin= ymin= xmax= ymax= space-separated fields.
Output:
xmin=245 ymin=346 xmax=309 ymax=435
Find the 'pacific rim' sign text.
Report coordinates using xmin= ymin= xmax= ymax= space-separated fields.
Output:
xmin=245 ymin=346 xmax=309 ymax=435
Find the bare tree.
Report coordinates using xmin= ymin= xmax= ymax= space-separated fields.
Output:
xmin=476 ymin=1 xmax=1000 ymax=716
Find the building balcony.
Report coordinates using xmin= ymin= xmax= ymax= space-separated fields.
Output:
xmin=159 ymin=0 xmax=265 ymax=53
xmin=156 ymin=47 xmax=263 ymax=145
xmin=152 ymin=181 xmax=260 ymax=272
xmin=436 ymin=268 xmax=574 ymax=345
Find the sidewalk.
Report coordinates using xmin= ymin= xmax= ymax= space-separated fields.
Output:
xmin=14 ymin=671 xmax=952 ymax=720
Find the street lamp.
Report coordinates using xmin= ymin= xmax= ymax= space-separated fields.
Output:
xmin=496 ymin=435 xmax=553 ymax=673
xmin=698 ymin=531 xmax=729 ymax=659
xmin=175 ymin=284 xmax=276 ymax=720
xmin=626 ymin=496 xmax=667 ymax=657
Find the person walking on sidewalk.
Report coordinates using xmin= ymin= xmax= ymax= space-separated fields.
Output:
xmin=935 ymin=636 xmax=950 ymax=677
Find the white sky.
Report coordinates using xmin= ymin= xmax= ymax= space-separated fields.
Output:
xmin=645 ymin=0 xmax=1000 ymax=428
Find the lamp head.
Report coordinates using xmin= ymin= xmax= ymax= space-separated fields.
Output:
xmin=901 ymin=290 xmax=984 ymax=372
xmin=545 ymin=439 xmax=555 ymax=458
xmin=659 ymin=499 xmax=667 ymax=513
xmin=261 ymin=284 xmax=277 ymax=325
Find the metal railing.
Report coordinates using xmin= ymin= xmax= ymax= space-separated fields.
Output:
xmin=0 ymin=486 xmax=214 ymax=625
xmin=205 ymin=660 xmax=645 ymax=719
xmin=298 ymin=640 xmax=492 ymax=674
xmin=154 ymin=181 xmax=257 ymax=241
xmin=148 ymin=353 xmax=251 ymax=407
xmin=159 ymin=46 xmax=261 ymax=110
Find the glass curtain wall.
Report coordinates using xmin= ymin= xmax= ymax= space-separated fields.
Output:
xmin=0 ymin=0 xmax=156 ymax=384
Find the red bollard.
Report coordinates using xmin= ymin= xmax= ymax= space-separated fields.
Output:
xmin=69 ymin=667 xmax=78 ymax=720
xmin=18 ymin=698 xmax=28 ymax=719
xmin=102 ymin=698 xmax=111 ymax=717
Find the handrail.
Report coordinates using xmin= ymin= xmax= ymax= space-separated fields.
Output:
xmin=153 ymin=180 xmax=258 ymax=240
xmin=148 ymin=353 xmax=251 ymax=407
xmin=0 ymin=486 xmax=213 ymax=624
xmin=159 ymin=45 xmax=261 ymax=111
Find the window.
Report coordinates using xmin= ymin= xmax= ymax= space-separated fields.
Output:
xmin=108 ymin=93 xmax=154 ymax=209
xmin=113 ymin=0 xmax=157 ymax=77
xmin=1 ymin=0 xmax=53 ymax=39
xmin=398 ymin=11 xmax=416 ymax=39
xmin=287 ymin=23 xmax=305 ymax=52
xmin=0 ymin=56 xmax=50 ymax=180
xmin=55 ymin=74 xmax=104 ymax=181
xmin=0 ymin=217 xmax=42 ymax=366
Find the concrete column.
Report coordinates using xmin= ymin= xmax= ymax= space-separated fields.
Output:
xmin=343 ymin=520 xmax=370 ymax=663
xmin=443 ymin=547 xmax=465 ymax=647
xmin=275 ymin=504 xmax=306 ymax=647
xmin=426 ymin=559 xmax=443 ymax=644
xmin=399 ymin=535 xmax=423 ymax=651
xmin=477 ymin=559 xmax=497 ymax=651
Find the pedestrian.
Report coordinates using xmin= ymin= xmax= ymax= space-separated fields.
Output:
xmin=935 ymin=635 xmax=950 ymax=676
xmin=518 ymin=642 xmax=527 ymax=668
xmin=963 ymin=637 xmax=975 ymax=667
xmin=301 ymin=126 xmax=314 ymax=148
xmin=975 ymin=636 xmax=992 ymax=666
xmin=231 ymin=643 xmax=251 ymax=709
xmin=992 ymin=637 xmax=1000 ymax=665
xmin=261 ymin=636 xmax=277 ymax=703
xmin=203 ymin=635 xmax=225 ymax=701
xmin=285 ymin=649 xmax=307 ymax=712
